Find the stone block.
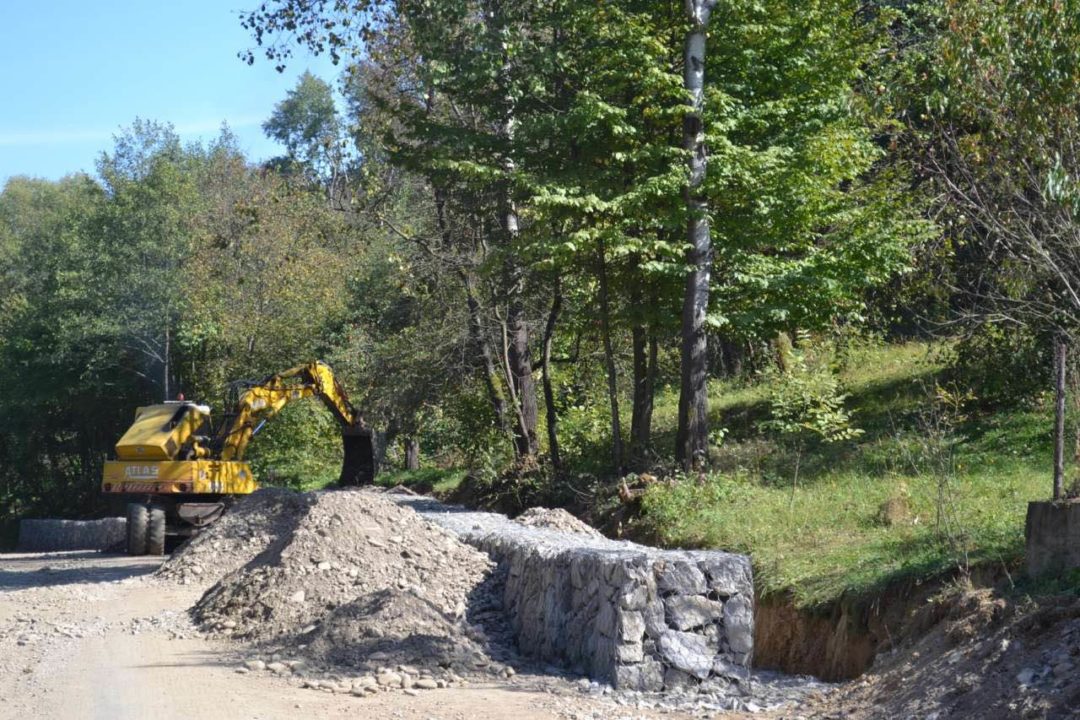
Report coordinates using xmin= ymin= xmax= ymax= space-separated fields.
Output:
xmin=693 ymin=552 xmax=754 ymax=597
xmin=613 ymin=658 xmax=664 ymax=691
xmin=615 ymin=642 xmax=644 ymax=663
xmin=723 ymin=594 xmax=754 ymax=654
xmin=18 ymin=517 xmax=126 ymax=552
xmin=643 ymin=599 xmax=666 ymax=638
xmin=664 ymin=595 xmax=724 ymax=631
xmin=663 ymin=667 xmax=699 ymax=691
xmin=595 ymin=600 xmax=617 ymax=638
xmin=656 ymin=559 xmax=707 ymax=595
xmin=613 ymin=663 xmax=643 ymax=690
xmin=658 ymin=630 xmax=713 ymax=679
xmin=1026 ymin=500 xmax=1080 ymax=577
xmin=641 ymin=658 xmax=665 ymax=691
xmin=617 ymin=609 xmax=646 ymax=642
xmin=712 ymin=656 xmax=747 ymax=680
xmin=388 ymin=493 xmax=755 ymax=691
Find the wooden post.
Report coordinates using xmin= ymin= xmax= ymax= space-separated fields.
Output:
xmin=1054 ymin=336 xmax=1067 ymax=500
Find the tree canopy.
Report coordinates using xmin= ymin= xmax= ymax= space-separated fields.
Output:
xmin=11 ymin=0 xmax=1080 ymax=528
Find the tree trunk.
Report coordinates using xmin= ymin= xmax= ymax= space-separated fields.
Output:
xmin=163 ymin=322 xmax=171 ymax=401
xmin=631 ymin=323 xmax=649 ymax=462
xmin=542 ymin=284 xmax=563 ymax=475
xmin=465 ymin=275 xmax=511 ymax=436
xmin=630 ymin=316 xmax=658 ymax=467
xmin=675 ymin=0 xmax=718 ymax=470
xmin=645 ymin=334 xmax=659 ymax=448
xmin=1055 ymin=336 xmax=1067 ymax=500
xmin=629 ymin=257 xmax=652 ymax=464
xmin=432 ymin=184 xmax=512 ymax=442
xmin=484 ymin=0 xmax=538 ymax=459
xmin=507 ymin=299 xmax=539 ymax=457
xmin=597 ymin=240 xmax=625 ymax=475
xmin=404 ymin=436 xmax=420 ymax=471
xmin=722 ymin=336 xmax=744 ymax=378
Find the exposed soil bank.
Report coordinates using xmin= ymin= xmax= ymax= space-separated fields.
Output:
xmin=755 ymin=594 xmax=879 ymax=681
xmin=754 ymin=567 xmax=1009 ymax=681
xmin=808 ymin=588 xmax=1080 ymax=719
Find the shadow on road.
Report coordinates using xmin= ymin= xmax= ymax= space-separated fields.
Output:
xmin=0 ymin=553 xmax=161 ymax=589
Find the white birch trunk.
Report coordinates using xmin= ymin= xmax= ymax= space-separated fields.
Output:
xmin=676 ymin=0 xmax=718 ymax=469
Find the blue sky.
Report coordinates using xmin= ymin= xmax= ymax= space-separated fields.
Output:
xmin=0 ymin=1 xmax=342 ymax=184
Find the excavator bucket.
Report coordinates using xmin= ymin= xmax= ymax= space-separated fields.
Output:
xmin=340 ymin=427 xmax=376 ymax=486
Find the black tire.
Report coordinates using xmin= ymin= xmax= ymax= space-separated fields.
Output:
xmin=127 ymin=504 xmax=148 ymax=556
xmin=147 ymin=506 xmax=166 ymax=556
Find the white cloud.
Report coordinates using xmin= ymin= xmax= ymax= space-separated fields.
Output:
xmin=0 ymin=128 xmax=111 ymax=146
xmin=0 ymin=116 xmax=264 ymax=147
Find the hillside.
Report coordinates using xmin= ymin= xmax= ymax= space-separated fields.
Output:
xmin=639 ymin=342 xmax=1053 ymax=610
xmin=384 ymin=341 xmax=1054 ymax=613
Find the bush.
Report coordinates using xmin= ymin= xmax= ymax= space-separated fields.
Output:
xmin=760 ymin=332 xmax=863 ymax=446
xmin=949 ymin=324 xmax=1048 ymax=408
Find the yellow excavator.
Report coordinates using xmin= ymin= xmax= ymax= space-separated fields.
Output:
xmin=102 ymin=361 xmax=374 ymax=555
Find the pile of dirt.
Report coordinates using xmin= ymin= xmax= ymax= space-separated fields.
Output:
xmin=816 ymin=587 xmax=1080 ymax=719
xmin=513 ymin=507 xmax=603 ymax=539
xmin=174 ymin=488 xmax=507 ymax=677
xmin=157 ymin=487 xmax=311 ymax=586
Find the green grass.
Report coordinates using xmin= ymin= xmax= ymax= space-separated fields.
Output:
xmin=1014 ymin=566 xmax=1080 ymax=598
xmin=639 ymin=341 xmax=1055 ymax=609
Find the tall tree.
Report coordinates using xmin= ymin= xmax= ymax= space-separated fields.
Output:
xmin=96 ymin=120 xmax=194 ymax=400
xmin=912 ymin=0 xmax=1080 ymax=497
xmin=675 ymin=0 xmax=718 ymax=469
xmin=239 ymin=0 xmax=921 ymax=479
xmin=263 ymin=71 xmax=349 ymax=200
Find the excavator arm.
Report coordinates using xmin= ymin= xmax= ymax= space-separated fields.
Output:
xmin=215 ymin=361 xmax=375 ymax=485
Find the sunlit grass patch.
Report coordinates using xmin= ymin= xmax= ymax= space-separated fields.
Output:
xmin=639 ymin=341 xmax=1053 ymax=608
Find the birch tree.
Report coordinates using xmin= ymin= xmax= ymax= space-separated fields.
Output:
xmin=675 ymin=0 xmax=718 ymax=469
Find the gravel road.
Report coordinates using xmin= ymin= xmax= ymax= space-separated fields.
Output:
xmin=0 ymin=551 xmax=770 ymax=720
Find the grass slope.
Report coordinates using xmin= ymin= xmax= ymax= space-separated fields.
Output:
xmin=640 ymin=342 xmax=1053 ymax=608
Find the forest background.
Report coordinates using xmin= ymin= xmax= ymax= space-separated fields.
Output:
xmin=4 ymin=0 xmax=1080 ymax=608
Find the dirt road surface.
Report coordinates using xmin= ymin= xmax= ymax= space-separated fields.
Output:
xmin=0 ymin=551 xmax=735 ymax=720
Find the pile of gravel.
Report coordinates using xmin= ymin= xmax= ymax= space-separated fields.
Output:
xmin=513 ymin=507 xmax=603 ymax=539
xmin=173 ymin=488 xmax=505 ymax=677
xmin=157 ymin=487 xmax=312 ymax=586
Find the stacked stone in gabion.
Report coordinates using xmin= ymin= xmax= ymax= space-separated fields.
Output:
xmin=393 ymin=494 xmax=754 ymax=692
xmin=18 ymin=518 xmax=127 ymax=552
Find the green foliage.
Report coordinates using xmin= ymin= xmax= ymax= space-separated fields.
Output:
xmin=0 ymin=120 xmax=369 ymax=521
xmin=262 ymin=71 xmax=345 ymax=184
xmin=702 ymin=1 xmax=928 ymax=338
xmin=0 ymin=173 xmax=118 ymax=518
xmin=760 ymin=333 xmax=863 ymax=446
xmin=376 ymin=467 xmax=467 ymax=495
xmin=246 ymin=402 xmax=344 ymax=491
xmin=949 ymin=325 xmax=1049 ymax=408
xmin=242 ymin=0 xmax=927 ymax=477
xmin=902 ymin=0 xmax=1080 ymax=341
xmin=424 ymin=384 xmax=509 ymax=471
